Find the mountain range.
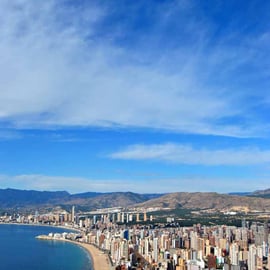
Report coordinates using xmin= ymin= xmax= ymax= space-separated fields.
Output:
xmin=136 ymin=192 xmax=270 ymax=212
xmin=0 ymin=188 xmax=162 ymax=212
xmin=1 ymin=188 xmax=270 ymax=212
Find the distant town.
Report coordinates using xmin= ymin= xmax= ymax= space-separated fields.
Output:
xmin=1 ymin=205 xmax=270 ymax=270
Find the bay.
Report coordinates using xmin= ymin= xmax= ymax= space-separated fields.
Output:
xmin=0 ymin=224 xmax=93 ymax=270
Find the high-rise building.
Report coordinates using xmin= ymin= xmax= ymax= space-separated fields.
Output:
xmin=248 ymin=244 xmax=257 ymax=270
xmin=71 ymin=205 xmax=75 ymax=223
xmin=145 ymin=238 xmax=149 ymax=256
xmin=267 ymin=253 xmax=270 ymax=270
xmin=153 ymin=237 xmax=159 ymax=263
xmin=190 ymin=231 xmax=198 ymax=250
xmin=230 ymin=243 xmax=239 ymax=266
xmin=241 ymin=218 xmax=246 ymax=228
xmin=117 ymin=212 xmax=121 ymax=222
xmin=144 ymin=212 xmax=147 ymax=222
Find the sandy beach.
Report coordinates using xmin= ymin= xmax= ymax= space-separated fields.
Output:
xmin=71 ymin=241 xmax=111 ymax=270
xmin=46 ymin=238 xmax=111 ymax=270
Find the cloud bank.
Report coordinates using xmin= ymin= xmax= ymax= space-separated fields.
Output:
xmin=0 ymin=0 xmax=269 ymax=137
xmin=0 ymin=173 xmax=266 ymax=193
xmin=110 ymin=143 xmax=270 ymax=166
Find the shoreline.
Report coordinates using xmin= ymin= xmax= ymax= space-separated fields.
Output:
xmin=1 ymin=223 xmax=110 ymax=270
xmin=0 ymin=222 xmax=81 ymax=233
xmin=75 ymin=241 xmax=111 ymax=270
xmin=37 ymin=237 xmax=111 ymax=270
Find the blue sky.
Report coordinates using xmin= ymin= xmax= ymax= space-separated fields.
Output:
xmin=0 ymin=0 xmax=270 ymax=193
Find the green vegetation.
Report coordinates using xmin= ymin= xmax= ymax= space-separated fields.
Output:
xmin=147 ymin=208 xmax=266 ymax=227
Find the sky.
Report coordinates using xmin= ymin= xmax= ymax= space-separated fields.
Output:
xmin=0 ymin=0 xmax=270 ymax=194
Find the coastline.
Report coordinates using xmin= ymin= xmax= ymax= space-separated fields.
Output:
xmin=1 ymin=223 xmax=110 ymax=270
xmin=75 ymin=241 xmax=111 ymax=270
xmin=37 ymin=237 xmax=111 ymax=270
xmin=0 ymin=222 xmax=80 ymax=232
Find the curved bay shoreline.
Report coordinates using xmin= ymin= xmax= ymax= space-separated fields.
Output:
xmin=76 ymin=241 xmax=110 ymax=270
xmin=1 ymin=223 xmax=110 ymax=270
xmin=36 ymin=237 xmax=110 ymax=270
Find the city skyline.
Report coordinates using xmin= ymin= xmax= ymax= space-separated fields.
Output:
xmin=1 ymin=0 xmax=270 ymax=193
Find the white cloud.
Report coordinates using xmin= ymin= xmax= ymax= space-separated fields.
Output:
xmin=110 ymin=143 xmax=270 ymax=166
xmin=0 ymin=0 xmax=269 ymax=137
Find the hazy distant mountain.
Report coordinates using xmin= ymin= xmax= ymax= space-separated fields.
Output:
xmin=66 ymin=192 xmax=160 ymax=209
xmin=253 ymin=188 xmax=270 ymax=194
xmin=228 ymin=192 xmax=252 ymax=196
xmin=0 ymin=188 xmax=163 ymax=211
xmin=136 ymin=192 xmax=270 ymax=212
xmin=70 ymin=192 xmax=105 ymax=199
xmin=249 ymin=188 xmax=270 ymax=198
xmin=1 ymin=188 xmax=270 ymax=212
xmin=0 ymin=188 xmax=69 ymax=208
xmin=70 ymin=191 xmax=161 ymax=201
xmin=228 ymin=188 xmax=270 ymax=199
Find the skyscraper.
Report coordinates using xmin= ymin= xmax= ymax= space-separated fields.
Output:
xmin=153 ymin=237 xmax=159 ymax=263
xmin=71 ymin=205 xmax=75 ymax=223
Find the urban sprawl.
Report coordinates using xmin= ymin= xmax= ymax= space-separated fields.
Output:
xmin=1 ymin=207 xmax=270 ymax=270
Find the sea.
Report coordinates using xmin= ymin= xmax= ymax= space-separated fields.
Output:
xmin=0 ymin=224 xmax=93 ymax=270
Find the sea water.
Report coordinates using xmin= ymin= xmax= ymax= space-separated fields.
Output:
xmin=0 ymin=224 xmax=93 ymax=270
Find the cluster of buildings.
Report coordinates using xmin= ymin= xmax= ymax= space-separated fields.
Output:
xmin=1 ymin=207 xmax=270 ymax=270
xmin=0 ymin=207 xmax=151 ymax=226
xmin=81 ymin=219 xmax=270 ymax=270
xmin=0 ymin=206 xmax=76 ymax=225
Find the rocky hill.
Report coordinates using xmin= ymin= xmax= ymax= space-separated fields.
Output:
xmin=135 ymin=192 xmax=270 ymax=212
xmin=63 ymin=192 xmax=162 ymax=210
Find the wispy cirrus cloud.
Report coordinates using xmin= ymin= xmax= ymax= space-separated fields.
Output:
xmin=0 ymin=173 xmax=268 ymax=193
xmin=0 ymin=0 xmax=269 ymax=137
xmin=0 ymin=174 xmax=138 ymax=193
xmin=110 ymin=143 xmax=270 ymax=166
xmin=0 ymin=130 xmax=21 ymax=140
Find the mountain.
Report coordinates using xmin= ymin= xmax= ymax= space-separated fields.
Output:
xmin=70 ymin=192 xmax=104 ymax=199
xmin=250 ymin=188 xmax=270 ymax=198
xmin=1 ymin=188 xmax=270 ymax=213
xmin=228 ymin=188 xmax=270 ymax=199
xmin=0 ymin=188 xmax=69 ymax=208
xmin=70 ymin=191 xmax=161 ymax=201
xmin=0 ymin=188 xmax=164 ymax=211
xmin=60 ymin=192 xmax=165 ymax=211
xmin=62 ymin=192 xmax=156 ymax=210
xmin=228 ymin=192 xmax=252 ymax=196
xmin=135 ymin=192 xmax=270 ymax=212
